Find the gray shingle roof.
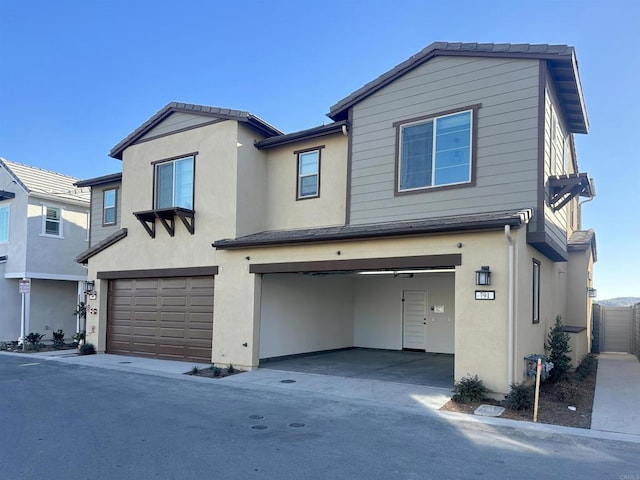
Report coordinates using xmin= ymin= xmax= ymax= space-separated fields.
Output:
xmin=0 ymin=158 xmax=89 ymax=204
xmin=568 ymin=229 xmax=597 ymax=261
xmin=74 ymin=172 xmax=122 ymax=188
xmin=214 ymin=209 xmax=533 ymax=249
xmin=75 ymin=228 xmax=128 ymax=264
xmin=255 ymin=121 xmax=347 ymax=150
xmin=328 ymin=41 xmax=588 ymax=134
xmin=109 ymin=102 xmax=284 ymax=160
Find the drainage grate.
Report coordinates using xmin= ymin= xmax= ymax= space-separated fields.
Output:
xmin=251 ymin=425 xmax=268 ymax=430
xmin=249 ymin=415 xmax=264 ymax=420
xmin=280 ymin=379 xmax=296 ymax=384
xmin=289 ymin=423 xmax=305 ymax=428
xmin=118 ymin=361 xmax=132 ymax=364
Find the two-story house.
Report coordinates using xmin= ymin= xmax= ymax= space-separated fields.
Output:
xmin=0 ymin=158 xmax=89 ymax=343
xmin=76 ymin=42 xmax=596 ymax=395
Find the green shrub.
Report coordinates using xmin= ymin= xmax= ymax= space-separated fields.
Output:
xmin=190 ymin=366 xmax=200 ymax=375
xmin=575 ymin=354 xmax=597 ymax=381
xmin=209 ymin=364 xmax=222 ymax=377
xmin=52 ymin=329 xmax=65 ymax=349
xmin=505 ymin=382 xmax=535 ymax=411
xmin=452 ymin=375 xmax=488 ymax=403
xmin=227 ymin=364 xmax=235 ymax=374
xmin=73 ymin=331 xmax=85 ymax=344
xmin=545 ymin=316 xmax=572 ymax=383
xmin=25 ymin=332 xmax=45 ymax=351
xmin=78 ymin=343 xmax=96 ymax=355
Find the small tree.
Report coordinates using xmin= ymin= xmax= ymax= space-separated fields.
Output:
xmin=545 ymin=316 xmax=572 ymax=383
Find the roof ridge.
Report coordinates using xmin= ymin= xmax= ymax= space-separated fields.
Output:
xmin=1 ymin=157 xmax=81 ymax=181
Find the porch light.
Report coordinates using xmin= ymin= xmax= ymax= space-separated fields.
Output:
xmin=84 ymin=280 xmax=95 ymax=294
xmin=587 ymin=287 xmax=597 ymax=298
xmin=475 ymin=266 xmax=491 ymax=286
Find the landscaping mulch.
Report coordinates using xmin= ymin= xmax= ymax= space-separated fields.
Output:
xmin=186 ymin=366 xmax=244 ymax=379
xmin=440 ymin=358 xmax=598 ymax=429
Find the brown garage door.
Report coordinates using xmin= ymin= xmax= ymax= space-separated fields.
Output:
xmin=107 ymin=276 xmax=214 ymax=362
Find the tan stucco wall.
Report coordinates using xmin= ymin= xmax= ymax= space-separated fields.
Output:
xmin=566 ymin=248 xmax=594 ymax=363
xmin=84 ymin=121 xmax=247 ymax=352
xmin=264 ymin=133 xmax=347 ymax=230
xmin=215 ymin=229 xmax=528 ymax=394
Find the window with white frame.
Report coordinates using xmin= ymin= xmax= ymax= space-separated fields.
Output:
xmin=532 ymin=259 xmax=541 ymax=324
xmin=42 ymin=205 xmax=62 ymax=237
xmin=0 ymin=205 xmax=9 ymax=242
xmin=397 ymin=108 xmax=474 ymax=192
xmin=103 ymin=188 xmax=117 ymax=225
xmin=297 ymin=149 xmax=320 ymax=199
xmin=154 ymin=156 xmax=194 ymax=209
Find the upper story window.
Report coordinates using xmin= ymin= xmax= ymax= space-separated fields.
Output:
xmin=103 ymin=188 xmax=118 ymax=225
xmin=396 ymin=106 xmax=476 ymax=193
xmin=0 ymin=205 xmax=9 ymax=242
xmin=42 ymin=205 xmax=63 ymax=237
xmin=154 ymin=155 xmax=194 ymax=209
xmin=297 ymin=149 xmax=320 ymax=199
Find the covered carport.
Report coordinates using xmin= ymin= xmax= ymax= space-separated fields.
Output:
xmin=252 ymin=254 xmax=459 ymax=388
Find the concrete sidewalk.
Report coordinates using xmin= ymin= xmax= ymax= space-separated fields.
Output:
xmin=591 ymin=353 xmax=640 ymax=436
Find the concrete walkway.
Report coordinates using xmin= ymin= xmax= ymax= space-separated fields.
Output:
xmin=591 ymin=353 xmax=640 ymax=435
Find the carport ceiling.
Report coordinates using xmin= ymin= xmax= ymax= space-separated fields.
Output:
xmin=249 ymin=254 xmax=461 ymax=274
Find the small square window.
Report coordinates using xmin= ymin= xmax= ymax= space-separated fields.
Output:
xmin=42 ymin=205 xmax=62 ymax=237
xmin=297 ymin=149 xmax=320 ymax=199
xmin=103 ymin=188 xmax=117 ymax=225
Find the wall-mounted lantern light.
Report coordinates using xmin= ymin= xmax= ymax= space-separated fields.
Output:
xmin=587 ymin=287 xmax=597 ymax=298
xmin=84 ymin=280 xmax=95 ymax=294
xmin=475 ymin=266 xmax=491 ymax=286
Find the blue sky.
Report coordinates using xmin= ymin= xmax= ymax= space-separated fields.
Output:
xmin=1 ymin=0 xmax=638 ymax=299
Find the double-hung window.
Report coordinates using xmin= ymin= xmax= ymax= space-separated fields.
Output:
xmin=103 ymin=188 xmax=117 ymax=225
xmin=396 ymin=107 xmax=475 ymax=192
xmin=154 ymin=156 xmax=194 ymax=209
xmin=297 ymin=149 xmax=320 ymax=199
xmin=42 ymin=205 xmax=62 ymax=237
xmin=0 ymin=205 xmax=9 ymax=242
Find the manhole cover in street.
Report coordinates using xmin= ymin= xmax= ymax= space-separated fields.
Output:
xmin=249 ymin=415 xmax=264 ymax=420
xmin=289 ymin=423 xmax=305 ymax=428
xmin=251 ymin=425 xmax=268 ymax=430
xmin=280 ymin=379 xmax=296 ymax=384
xmin=118 ymin=361 xmax=132 ymax=364
xmin=474 ymin=405 xmax=505 ymax=417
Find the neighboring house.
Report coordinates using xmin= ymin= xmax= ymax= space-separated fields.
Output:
xmin=0 ymin=158 xmax=89 ymax=343
xmin=76 ymin=42 xmax=597 ymax=394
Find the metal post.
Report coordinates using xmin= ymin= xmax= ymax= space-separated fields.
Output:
xmin=20 ymin=289 xmax=25 ymax=352
xmin=533 ymin=358 xmax=542 ymax=422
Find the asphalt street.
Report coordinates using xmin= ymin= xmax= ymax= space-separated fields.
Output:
xmin=0 ymin=355 xmax=637 ymax=480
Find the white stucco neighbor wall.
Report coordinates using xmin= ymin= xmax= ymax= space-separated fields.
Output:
xmin=0 ymin=273 xmax=21 ymax=342
xmin=28 ymin=279 xmax=79 ymax=340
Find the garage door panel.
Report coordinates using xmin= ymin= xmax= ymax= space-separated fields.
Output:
xmin=107 ymin=276 xmax=214 ymax=362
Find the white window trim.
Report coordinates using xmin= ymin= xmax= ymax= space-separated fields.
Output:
xmin=40 ymin=204 xmax=64 ymax=238
xmin=398 ymin=109 xmax=474 ymax=193
xmin=0 ymin=203 xmax=10 ymax=244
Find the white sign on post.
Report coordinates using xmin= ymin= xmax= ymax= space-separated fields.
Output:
xmin=19 ymin=278 xmax=31 ymax=294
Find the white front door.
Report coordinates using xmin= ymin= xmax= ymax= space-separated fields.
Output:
xmin=402 ymin=290 xmax=427 ymax=350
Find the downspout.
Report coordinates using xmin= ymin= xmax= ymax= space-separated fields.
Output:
xmin=505 ymin=225 xmax=515 ymax=387
xmin=505 ymin=209 xmax=532 ymax=387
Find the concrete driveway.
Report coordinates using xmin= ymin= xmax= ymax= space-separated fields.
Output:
xmin=260 ymin=348 xmax=454 ymax=388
